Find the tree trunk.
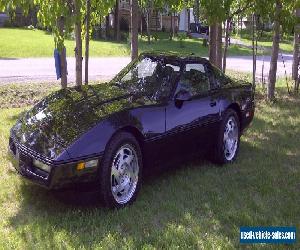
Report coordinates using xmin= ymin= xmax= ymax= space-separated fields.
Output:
xmin=156 ymin=11 xmax=158 ymax=33
xmin=292 ymin=9 xmax=300 ymax=93
xmin=172 ymin=13 xmax=176 ymax=38
xmin=187 ymin=8 xmax=191 ymax=33
xmin=194 ymin=0 xmax=200 ymax=24
xmin=114 ymin=0 xmax=120 ymax=41
xmin=57 ymin=16 xmax=67 ymax=88
xmin=252 ymin=13 xmax=257 ymax=87
xmin=187 ymin=8 xmax=190 ymax=32
xmin=209 ymin=23 xmax=217 ymax=66
xmin=170 ymin=13 xmax=173 ymax=40
xmin=237 ymin=15 xmax=239 ymax=36
xmin=222 ymin=19 xmax=231 ymax=73
xmin=216 ymin=23 xmax=223 ymax=70
xmin=60 ymin=48 xmax=67 ymax=88
xmin=74 ymin=0 xmax=83 ymax=86
xmin=105 ymin=15 xmax=109 ymax=40
xmin=240 ymin=15 xmax=243 ymax=34
xmin=131 ymin=0 xmax=139 ymax=61
xmin=267 ymin=0 xmax=282 ymax=100
xmin=146 ymin=11 xmax=151 ymax=44
xmin=85 ymin=0 xmax=90 ymax=85
xmin=140 ymin=13 xmax=143 ymax=35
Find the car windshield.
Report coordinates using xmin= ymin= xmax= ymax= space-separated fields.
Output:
xmin=114 ymin=56 xmax=181 ymax=101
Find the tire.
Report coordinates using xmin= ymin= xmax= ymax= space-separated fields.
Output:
xmin=212 ymin=109 xmax=240 ymax=165
xmin=99 ymin=131 xmax=143 ymax=208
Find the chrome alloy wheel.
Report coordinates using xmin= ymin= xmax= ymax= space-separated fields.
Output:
xmin=223 ymin=116 xmax=239 ymax=161
xmin=111 ymin=144 xmax=139 ymax=204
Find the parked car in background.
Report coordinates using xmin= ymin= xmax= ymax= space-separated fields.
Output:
xmin=190 ymin=22 xmax=209 ymax=35
xmin=8 ymin=52 xmax=255 ymax=208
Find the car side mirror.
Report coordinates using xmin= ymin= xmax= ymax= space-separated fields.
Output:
xmin=174 ymin=89 xmax=192 ymax=102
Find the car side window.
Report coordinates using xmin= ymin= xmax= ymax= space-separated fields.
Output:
xmin=211 ymin=65 xmax=231 ymax=88
xmin=153 ymin=63 xmax=180 ymax=101
xmin=177 ymin=63 xmax=210 ymax=97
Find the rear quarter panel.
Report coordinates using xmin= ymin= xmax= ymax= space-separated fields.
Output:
xmin=218 ymin=83 xmax=255 ymax=131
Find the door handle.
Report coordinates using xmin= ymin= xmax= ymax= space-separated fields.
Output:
xmin=210 ymin=100 xmax=217 ymax=107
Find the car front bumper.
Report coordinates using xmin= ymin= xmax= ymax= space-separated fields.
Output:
xmin=7 ymin=139 xmax=102 ymax=190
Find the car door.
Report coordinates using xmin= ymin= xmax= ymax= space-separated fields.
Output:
xmin=164 ymin=61 xmax=221 ymax=160
xmin=137 ymin=60 xmax=182 ymax=168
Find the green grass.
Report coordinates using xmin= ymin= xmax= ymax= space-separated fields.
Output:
xmin=234 ymin=30 xmax=294 ymax=54
xmin=0 ymin=83 xmax=60 ymax=108
xmin=0 ymin=80 xmax=299 ymax=249
xmin=0 ymin=28 xmax=255 ymax=58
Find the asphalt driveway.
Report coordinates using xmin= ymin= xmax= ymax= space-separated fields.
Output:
xmin=0 ymin=54 xmax=293 ymax=84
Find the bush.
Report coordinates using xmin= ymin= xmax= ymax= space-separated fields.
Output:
xmin=3 ymin=20 xmax=12 ymax=28
xmin=152 ymin=33 xmax=159 ymax=41
xmin=177 ymin=32 xmax=187 ymax=48
xmin=120 ymin=32 xmax=129 ymax=42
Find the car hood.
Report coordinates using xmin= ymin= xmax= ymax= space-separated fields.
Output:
xmin=11 ymin=83 xmax=142 ymax=160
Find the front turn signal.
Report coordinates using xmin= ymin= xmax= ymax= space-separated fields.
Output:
xmin=76 ymin=162 xmax=85 ymax=171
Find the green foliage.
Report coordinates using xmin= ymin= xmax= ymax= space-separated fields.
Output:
xmin=198 ymin=0 xmax=255 ymax=25
xmin=252 ymin=0 xmax=297 ymax=34
xmin=151 ymin=32 xmax=159 ymax=41
xmin=198 ymin=0 xmax=297 ymax=36
xmin=0 ymin=0 xmax=34 ymax=14
xmin=199 ymin=0 xmax=231 ymax=24
xmin=177 ymin=32 xmax=187 ymax=48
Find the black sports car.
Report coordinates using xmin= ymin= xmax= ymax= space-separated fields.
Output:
xmin=8 ymin=52 xmax=255 ymax=208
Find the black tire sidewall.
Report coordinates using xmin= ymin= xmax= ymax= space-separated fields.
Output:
xmin=99 ymin=132 xmax=143 ymax=208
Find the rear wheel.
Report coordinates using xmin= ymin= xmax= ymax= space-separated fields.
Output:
xmin=99 ymin=132 xmax=142 ymax=208
xmin=212 ymin=109 xmax=240 ymax=164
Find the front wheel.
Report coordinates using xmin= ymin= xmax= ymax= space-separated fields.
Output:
xmin=99 ymin=132 xmax=143 ymax=208
xmin=212 ymin=109 xmax=240 ymax=164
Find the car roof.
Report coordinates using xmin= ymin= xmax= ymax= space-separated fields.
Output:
xmin=140 ymin=51 xmax=209 ymax=64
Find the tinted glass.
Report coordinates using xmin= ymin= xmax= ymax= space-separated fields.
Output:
xmin=211 ymin=65 xmax=231 ymax=87
xmin=176 ymin=63 xmax=210 ymax=96
xmin=116 ymin=56 xmax=180 ymax=101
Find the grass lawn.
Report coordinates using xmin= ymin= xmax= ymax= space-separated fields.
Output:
xmin=234 ymin=30 xmax=294 ymax=54
xmin=0 ymin=28 xmax=255 ymax=58
xmin=0 ymin=77 xmax=299 ymax=249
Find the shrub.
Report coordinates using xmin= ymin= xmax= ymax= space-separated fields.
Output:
xmin=178 ymin=32 xmax=187 ymax=48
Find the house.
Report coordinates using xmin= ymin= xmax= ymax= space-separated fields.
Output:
xmin=110 ymin=0 xmax=179 ymax=32
xmin=179 ymin=9 xmax=194 ymax=32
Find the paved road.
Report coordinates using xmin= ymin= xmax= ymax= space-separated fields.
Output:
xmin=0 ymin=55 xmax=293 ymax=84
xmin=0 ymin=57 xmax=131 ymax=84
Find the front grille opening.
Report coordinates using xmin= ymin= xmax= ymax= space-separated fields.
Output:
xmin=31 ymin=167 xmax=49 ymax=179
xmin=9 ymin=138 xmax=16 ymax=155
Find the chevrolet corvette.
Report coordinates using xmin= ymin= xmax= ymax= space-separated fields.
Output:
xmin=8 ymin=52 xmax=255 ymax=208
